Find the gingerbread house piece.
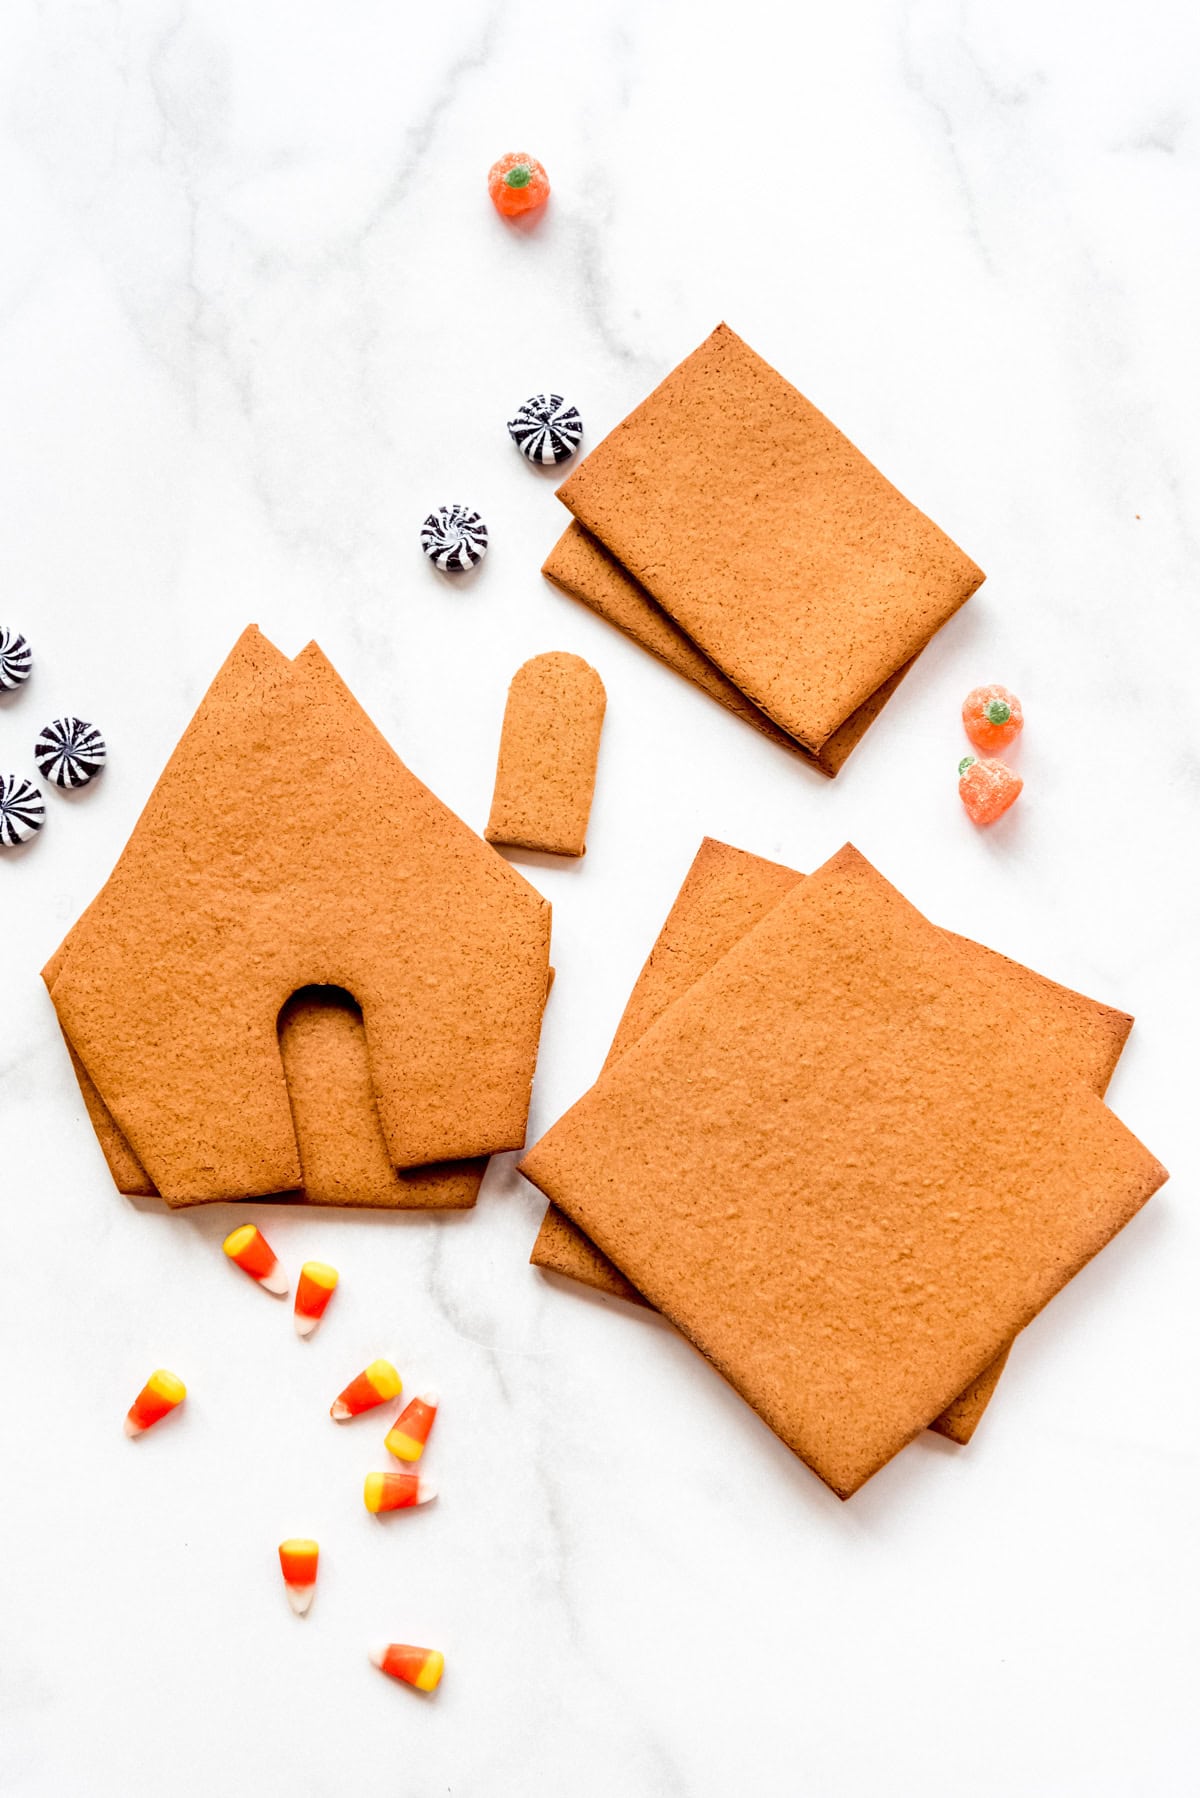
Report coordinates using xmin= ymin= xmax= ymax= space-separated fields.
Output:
xmin=48 ymin=627 xmax=552 ymax=1205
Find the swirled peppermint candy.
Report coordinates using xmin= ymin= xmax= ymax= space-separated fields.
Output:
xmin=0 ymin=627 xmax=32 ymax=690
xmin=420 ymin=505 xmax=489 ymax=573
xmin=0 ymin=774 xmax=45 ymax=846
xmin=34 ymin=716 xmax=107 ymax=789
xmin=507 ymin=393 xmax=583 ymax=465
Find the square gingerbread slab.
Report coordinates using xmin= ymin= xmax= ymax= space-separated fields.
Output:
xmin=47 ymin=627 xmax=551 ymax=1204
xmin=531 ymin=839 xmax=1133 ymax=1444
xmin=556 ymin=325 xmax=984 ymax=752
xmin=542 ymin=522 xmax=915 ymax=777
xmin=521 ymin=845 xmax=1165 ymax=1497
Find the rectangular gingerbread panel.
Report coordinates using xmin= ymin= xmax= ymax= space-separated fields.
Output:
xmin=556 ymin=325 xmax=984 ymax=751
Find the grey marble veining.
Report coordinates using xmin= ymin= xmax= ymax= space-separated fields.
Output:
xmin=0 ymin=2 xmax=1196 ymax=1793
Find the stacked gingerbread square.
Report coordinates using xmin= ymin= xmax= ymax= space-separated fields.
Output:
xmin=544 ymin=322 xmax=985 ymax=774
xmin=522 ymin=839 xmax=1166 ymax=1496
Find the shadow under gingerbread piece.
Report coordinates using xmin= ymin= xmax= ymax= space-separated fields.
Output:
xmin=46 ymin=626 xmax=551 ymax=1206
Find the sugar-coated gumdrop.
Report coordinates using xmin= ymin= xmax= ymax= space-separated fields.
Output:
xmin=488 ymin=152 xmax=550 ymax=218
xmin=958 ymin=756 xmax=1022 ymax=825
xmin=962 ymin=684 xmax=1023 ymax=753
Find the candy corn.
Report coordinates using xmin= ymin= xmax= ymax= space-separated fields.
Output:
xmin=278 ymin=1538 xmax=319 ymax=1615
xmin=363 ymin=1472 xmax=438 ymax=1515
xmin=370 ymin=1644 xmax=444 ymax=1692
xmin=124 ymin=1368 xmax=186 ymax=1437
xmin=294 ymin=1261 xmax=338 ymax=1337
xmin=222 ymin=1223 xmax=287 ymax=1295
xmin=384 ymin=1392 xmax=438 ymax=1463
xmin=330 ymin=1359 xmax=401 ymax=1420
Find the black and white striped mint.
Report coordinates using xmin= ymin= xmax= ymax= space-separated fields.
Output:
xmin=0 ymin=627 xmax=32 ymax=690
xmin=507 ymin=393 xmax=583 ymax=465
xmin=34 ymin=717 xmax=107 ymax=789
xmin=0 ymin=774 xmax=45 ymax=847
xmin=420 ymin=505 xmax=489 ymax=573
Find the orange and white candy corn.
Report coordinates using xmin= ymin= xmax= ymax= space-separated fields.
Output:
xmin=384 ymin=1392 xmax=438 ymax=1463
xmin=222 ymin=1224 xmax=287 ymax=1295
xmin=330 ymin=1358 xmax=401 ymax=1420
xmin=370 ymin=1644 xmax=444 ymax=1692
xmin=278 ymin=1538 xmax=319 ymax=1615
xmin=363 ymin=1472 xmax=438 ymax=1515
xmin=294 ymin=1261 xmax=338 ymax=1337
xmin=124 ymin=1368 xmax=186 ymax=1437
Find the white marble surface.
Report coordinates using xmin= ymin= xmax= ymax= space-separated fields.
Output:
xmin=1 ymin=2 xmax=1197 ymax=1793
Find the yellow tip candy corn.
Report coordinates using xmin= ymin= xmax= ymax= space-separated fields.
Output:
xmin=222 ymin=1224 xmax=287 ymax=1295
xmin=294 ymin=1262 xmax=338 ymax=1338
xmin=384 ymin=1392 xmax=438 ymax=1464
xmin=278 ymin=1539 xmax=319 ymax=1616
xmin=370 ymin=1644 xmax=444 ymax=1692
xmin=363 ymin=1472 xmax=438 ymax=1515
xmin=124 ymin=1369 xmax=186 ymax=1437
xmin=330 ymin=1359 xmax=401 ymax=1420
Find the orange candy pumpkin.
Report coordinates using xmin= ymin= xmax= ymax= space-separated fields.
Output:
xmin=488 ymin=152 xmax=551 ymax=218
xmin=958 ymin=756 xmax=1023 ymax=825
xmin=962 ymin=684 xmax=1023 ymax=753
